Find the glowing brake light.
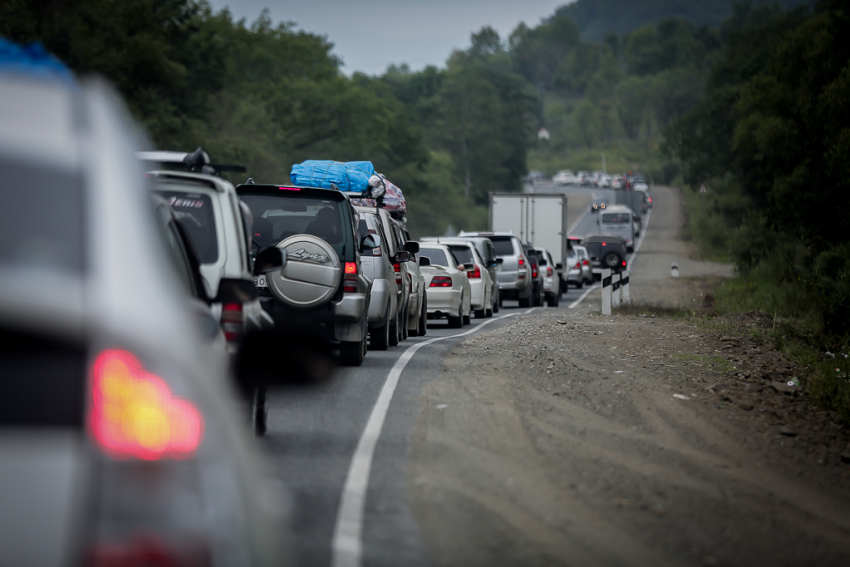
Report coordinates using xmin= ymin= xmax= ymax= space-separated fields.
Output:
xmin=344 ymin=262 xmax=358 ymax=292
xmin=278 ymin=186 xmax=301 ymax=191
xmin=467 ymin=265 xmax=482 ymax=278
xmin=547 ymin=266 xmax=553 ymax=277
xmin=622 ymin=260 xmax=627 ymax=266
xmin=601 ymin=242 xmax=607 ymax=246
xmin=430 ymin=276 xmax=452 ymax=287
xmin=582 ymin=259 xmax=589 ymax=266
xmin=90 ymin=350 xmax=203 ymax=460
xmin=518 ymin=256 xmax=525 ymax=266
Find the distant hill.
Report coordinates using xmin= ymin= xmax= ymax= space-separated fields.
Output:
xmin=555 ymin=0 xmax=815 ymax=41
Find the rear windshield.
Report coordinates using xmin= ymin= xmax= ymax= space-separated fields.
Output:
xmin=490 ymin=237 xmax=515 ymax=256
xmin=448 ymin=245 xmax=474 ymax=265
xmin=156 ymin=190 xmax=219 ymax=264
xmin=601 ymin=213 xmax=630 ymax=224
xmin=0 ymin=159 xmax=84 ymax=273
xmin=419 ymin=248 xmax=450 ymax=267
xmin=241 ymin=194 xmax=346 ymax=254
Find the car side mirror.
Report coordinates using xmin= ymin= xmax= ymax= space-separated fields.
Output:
xmin=394 ymin=251 xmax=411 ymax=263
xmin=214 ymin=277 xmax=257 ymax=304
xmin=253 ymin=246 xmax=286 ymax=276
xmin=404 ymin=241 xmax=420 ymax=254
xmin=360 ymin=233 xmax=379 ymax=253
xmin=418 ymin=256 xmax=431 ymax=267
xmin=555 ymin=263 xmax=563 ymax=270
xmin=463 ymin=263 xmax=475 ymax=271
xmin=496 ymin=258 xmax=504 ymax=264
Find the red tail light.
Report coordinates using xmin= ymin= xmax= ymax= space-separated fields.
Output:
xmin=547 ymin=266 xmax=553 ymax=277
xmin=467 ymin=265 xmax=481 ymax=278
xmin=90 ymin=350 xmax=203 ymax=460
xmin=648 ymin=197 xmax=653 ymax=202
xmin=429 ymin=276 xmax=453 ymax=287
xmin=344 ymin=262 xmax=358 ymax=292
xmin=582 ymin=259 xmax=589 ymax=266
xmin=532 ymin=264 xmax=538 ymax=278
xmin=221 ymin=302 xmax=243 ymax=343
xmin=88 ymin=534 xmax=209 ymax=567
xmin=393 ymin=262 xmax=402 ymax=285
xmin=574 ymin=262 xmax=581 ymax=270
xmin=518 ymin=256 xmax=525 ymax=266
xmin=622 ymin=260 xmax=627 ymax=266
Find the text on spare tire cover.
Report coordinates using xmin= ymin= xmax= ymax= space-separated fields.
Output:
xmin=289 ymin=248 xmax=331 ymax=264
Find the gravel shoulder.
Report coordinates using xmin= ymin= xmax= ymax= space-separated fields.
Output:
xmin=407 ymin=186 xmax=850 ymax=566
xmin=409 ymin=310 xmax=850 ymax=566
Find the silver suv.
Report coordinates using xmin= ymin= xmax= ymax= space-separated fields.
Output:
xmin=237 ymin=183 xmax=372 ymax=366
xmin=141 ymin=161 xmax=273 ymax=354
xmin=355 ymin=206 xmax=403 ymax=350
xmin=461 ymin=232 xmax=531 ymax=306
xmin=0 ymin=74 xmax=287 ymax=565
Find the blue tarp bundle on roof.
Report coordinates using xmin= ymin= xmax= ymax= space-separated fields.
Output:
xmin=290 ymin=160 xmax=376 ymax=193
xmin=0 ymin=38 xmax=75 ymax=83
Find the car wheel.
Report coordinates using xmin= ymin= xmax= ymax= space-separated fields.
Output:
xmin=252 ymin=385 xmax=267 ymax=437
xmin=485 ymin=306 xmax=493 ymax=318
xmin=518 ymin=293 xmax=531 ymax=308
xmin=576 ymin=279 xmax=584 ymax=289
xmin=418 ymin=296 xmax=427 ymax=336
xmin=370 ymin=316 xmax=390 ymax=351
xmin=339 ymin=337 xmax=365 ymax=366
xmin=447 ymin=312 xmax=463 ymax=328
xmin=474 ymin=308 xmax=486 ymax=318
xmin=463 ymin=312 xmax=471 ymax=325
xmin=532 ymin=287 xmax=542 ymax=307
xmin=493 ymin=297 xmax=499 ymax=313
xmin=389 ymin=309 xmax=400 ymax=346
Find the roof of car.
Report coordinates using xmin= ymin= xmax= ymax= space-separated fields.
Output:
xmin=458 ymin=231 xmax=516 ymax=238
xmin=146 ymin=170 xmax=230 ymax=193
xmin=601 ymin=204 xmax=633 ymax=213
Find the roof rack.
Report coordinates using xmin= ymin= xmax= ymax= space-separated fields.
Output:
xmin=137 ymin=147 xmax=246 ymax=177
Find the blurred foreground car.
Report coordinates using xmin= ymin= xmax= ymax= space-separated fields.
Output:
xmin=0 ymin=71 xmax=289 ymax=565
xmin=418 ymin=244 xmax=472 ymax=328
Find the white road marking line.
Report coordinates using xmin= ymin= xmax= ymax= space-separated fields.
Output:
xmin=568 ymin=284 xmax=601 ymax=309
xmin=567 ymin=205 xmax=591 ymax=235
xmin=331 ymin=312 xmax=521 ymax=567
xmin=567 ymin=206 xmax=653 ymax=309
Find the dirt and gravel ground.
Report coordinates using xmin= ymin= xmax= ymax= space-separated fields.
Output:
xmin=407 ymin=187 xmax=850 ymax=566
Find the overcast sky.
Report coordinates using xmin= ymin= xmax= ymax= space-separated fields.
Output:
xmin=207 ymin=0 xmax=572 ymax=75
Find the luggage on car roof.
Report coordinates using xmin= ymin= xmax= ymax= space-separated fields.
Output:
xmin=0 ymin=39 xmax=75 ymax=83
xmin=290 ymin=160 xmax=376 ymax=193
xmin=350 ymin=174 xmax=407 ymax=215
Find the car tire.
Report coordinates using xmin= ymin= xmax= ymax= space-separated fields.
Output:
xmin=485 ymin=306 xmax=493 ymax=318
xmin=389 ymin=309 xmax=400 ymax=347
xmin=518 ymin=293 xmax=531 ymax=308
xmin=418 ymin=295 xmax=427 ymax=336
xmin=463 ymin=313 xmax=471 ymax=325
xmin=447 ymin=312 xmax=463 ymax=328
xmin=252 ymin=385 xmax=267 ymax=437
xmin=370 ymin=316 xmax=390 ymax=351
xmin=533 ymin=287 xmax=542 ymax=307
xmin=474 ymin=308 xmax=486 ymax=318
xmin=339 ymin=336 xmax=366 ymax=366
xmin=576 ymin=279 xmax=584 ymax=289
xmin=493 ymin=297 xmax=499 ymax=313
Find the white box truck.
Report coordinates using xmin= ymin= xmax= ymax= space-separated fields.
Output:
xmin=489 ymin=192 xmax=568 ymax=292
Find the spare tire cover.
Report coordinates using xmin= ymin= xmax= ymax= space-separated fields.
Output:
xmin=268 ymin=235 xmax=341 ymax=309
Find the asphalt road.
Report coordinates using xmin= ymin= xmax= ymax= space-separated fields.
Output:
xmin=264 ymin=306 xmax=541 ymax=567
xmin=261 ymin=184 xmax=651 ymax=567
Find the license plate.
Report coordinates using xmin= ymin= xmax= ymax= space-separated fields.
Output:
xmin=592 ymin=261 xmax=600 ymax=267
xmin=253 ymin=275 xmax=267 ymax=288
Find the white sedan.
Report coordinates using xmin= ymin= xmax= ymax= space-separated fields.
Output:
xmin=553 ymin=170 xmax=577 ymax=185
xmin=418 ymin=244 xmax=473 ymax=328
xmin=432 ymin=239 xmax=493 ymax=318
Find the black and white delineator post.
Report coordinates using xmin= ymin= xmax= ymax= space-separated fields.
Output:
xmin=621 ymin=270 xmax=630 ymax=304
xmin=601 ymin=269 xmax=612 ymax=315
xmin=612 ymin=273 xmax=621 ymax=308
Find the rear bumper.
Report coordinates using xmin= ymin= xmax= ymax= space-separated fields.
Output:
xmin=261 ymin=292 xmax=367 ymax=343
xmin=427 ymin=288 xmax=461 ymax=317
